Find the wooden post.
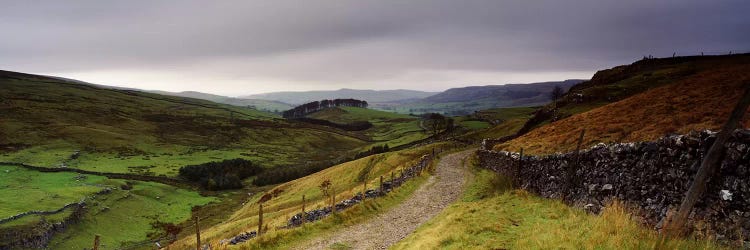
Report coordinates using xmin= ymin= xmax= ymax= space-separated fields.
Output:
xmin=331 ymin=185 xmax=336 ymax=214
xmin=667 ymin=86 xmax=750 ymax=235
xmin=362 ymin=181 xmax=366 ymax=201
xmin=391 ymin=171 xmax=394 ymax=184
xmin=258 ymin=203 xmax=263 ymax=236
xmin=380 ymin=176 xmax=384 ymax=194
xmin=516 ymin=148 xmax=524 ymax=186
xmin=93 ymin=234 xmax=100 ymax=250
xmin=301 ymin=195 xmax=306 ymax=224
xmin=194 ymin=217 xmax=201 ymax=250
xmin=565 ymin=129 xmax=586 ymax=199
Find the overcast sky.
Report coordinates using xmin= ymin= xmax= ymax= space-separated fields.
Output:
xmin=1 ymin=1 xmax=748 ymax=96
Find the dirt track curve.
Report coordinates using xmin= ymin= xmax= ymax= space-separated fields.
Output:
xmin=295 ymin=149 xmax=473 ymax=250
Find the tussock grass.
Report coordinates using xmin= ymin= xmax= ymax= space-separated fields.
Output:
xmin=393 ymin=164 xmax=725 ymax=250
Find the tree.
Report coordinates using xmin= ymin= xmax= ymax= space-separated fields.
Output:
xmin=550 ymin=86 xmax=564 ymax=101
xmin=424 ymin=113 xmax=446 ymax=136
xmin=550 ymin=85 xmax=564 ymax=107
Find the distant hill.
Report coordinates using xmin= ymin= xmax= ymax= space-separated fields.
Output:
xmin=149 ymin=90 xmax=292 ymax=112
xmin=423 ymin=80 xmax=582 ymax=103
xmin=242 ymin=88 xmax=438 ymax=105
xmin=379 ymin=80 xmax=585 ymax=115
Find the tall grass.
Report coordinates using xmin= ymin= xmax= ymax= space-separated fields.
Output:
xmin=393 ymin=162 xmax=726 ymax=250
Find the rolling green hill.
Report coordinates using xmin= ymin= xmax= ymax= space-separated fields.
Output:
xmin=306 ymin=106 xmax=429 ymax=148
xmin=0 ymin=70 xmax=369 ymax=176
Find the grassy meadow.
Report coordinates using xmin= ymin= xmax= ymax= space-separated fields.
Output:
xmin=308 ymin=106 xmax=429 ymax=148
xmin=393 ymin=158 xmax=725 ymax=250
xmin=0 ymin=165 xmax=216 ymax=249
xmin=0 ymin=165 xmax=106 ymax=219
xmin=455 ymin=106 xmax=538 ymax=142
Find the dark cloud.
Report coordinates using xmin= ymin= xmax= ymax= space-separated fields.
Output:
xmin=0 ymin=0 xmax=748 ymax=95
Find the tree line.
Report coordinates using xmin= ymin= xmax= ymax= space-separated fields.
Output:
xmin=178 ymin=158 xmax=262 ymax=190
xmin=282 ymin=99 xmax=368 ymax=118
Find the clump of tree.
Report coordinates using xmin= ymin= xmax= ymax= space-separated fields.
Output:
xmin=252 ymin=162 xmax=332 ymax=186
xmin=282 ymin=99 xmax=368 ymax=118
xmin=178 ymin=158 xmax=262 ymax=190
xmin=422 ymin=113 xmax=454 ymax=136
xmin=355 ymin=144 xmax=389 ymax=158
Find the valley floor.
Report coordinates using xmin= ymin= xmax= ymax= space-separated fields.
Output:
xmin=293 ymin=150 xmax=473 ymax=249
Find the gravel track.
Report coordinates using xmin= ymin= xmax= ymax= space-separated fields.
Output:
xmin=295 ymin=149 xmax=473 ymax=250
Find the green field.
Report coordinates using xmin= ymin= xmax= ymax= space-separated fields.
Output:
xmin=454 ymin=106 xmax=538 ymax=142
xmin=307 ymin=106 xmax=429 ymax=148
xmin=393 ymin=160 xmax=724 ymax=249
xmin=0 ymin=165 xmax=106 ymax=218
xmin=48 ymin=180 xmax=216 ymax=249
xmin=0 ymin=165 xmax=216 ymax=249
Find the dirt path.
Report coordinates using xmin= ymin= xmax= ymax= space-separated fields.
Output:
xmin=295 ymin=149 xmax=473 ymax=250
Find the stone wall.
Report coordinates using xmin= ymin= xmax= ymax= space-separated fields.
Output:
xmin=478 ymin=130 xmax=750 ymax=242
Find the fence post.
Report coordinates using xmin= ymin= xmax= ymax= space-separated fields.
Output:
xmin=301 ymin=195 xmax=306 ymax=224
xmin=258 ymin=203 xmax=263 ymax=236
xmin=391 ymin=171 xmax=394 ymax=184
xmin=362 ymin=181 xmax=366 ymax=201
xmin=93 ymin=234 xmax=100 ymax=250
xmin=516 ymin=148 xmax=524 ymax=186
xmin=332 ymin=185 xmax=336 ymax=214
xmin=380 ymin=176 xmax=384 ymax=194
xmin=565 ymin=129 xmax=586 ymax=200
xmin=194 ymin=216 xmax=200 ymax=250
xmin=666 ymin=86 xmax=750 ymax=235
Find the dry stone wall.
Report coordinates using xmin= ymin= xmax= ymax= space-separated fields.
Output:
xmin=478 ymin=130 xmax=750 ymax=242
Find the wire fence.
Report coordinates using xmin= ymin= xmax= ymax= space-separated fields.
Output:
xmin=639 ymin=49 xmax=750 ymax=59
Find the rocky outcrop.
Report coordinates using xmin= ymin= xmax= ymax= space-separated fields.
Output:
xmin=478 ymin=130 xmax=750 ymax=242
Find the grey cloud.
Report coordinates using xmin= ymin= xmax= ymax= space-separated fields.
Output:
xmin=0 ymin=0 xmax=748 ymax=94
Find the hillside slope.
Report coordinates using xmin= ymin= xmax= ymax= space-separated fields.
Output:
xmin=0 ymin=70 xmax=367 ymax=175
xmin=495 ymin=56 xmax=750 ymax=154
